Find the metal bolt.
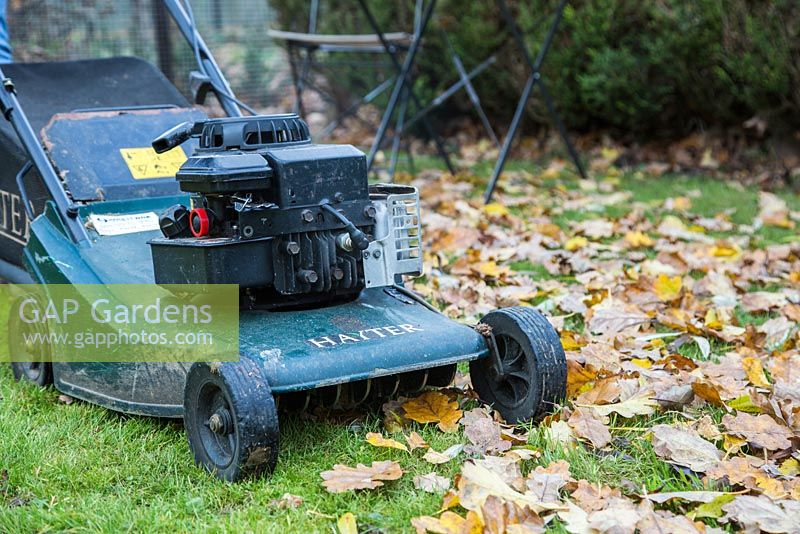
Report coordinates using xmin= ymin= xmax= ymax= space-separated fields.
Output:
xmin=333 ymin=192 xmax=345 ymax=203
xmin=332 ymin=267 xmax=344 ymax=281
xmin=364 ymin=205 xmax=377 ymax=218
xmin=66 ymin=204 xmax=79 ymax=218
xmin=297 ymin=269 xmax=318 ymax=284
xmin=242 ymin=225 xmax=254 ymax=238
xmin=301 ymin=209 xmax=314 ymax=223
xmin=285 ymin=241 xmax=300 ymax=255
xmin=373 ymin=249 xmax=382 ymax=259
xmin=363 ymin=251 xmax=370 ymax=259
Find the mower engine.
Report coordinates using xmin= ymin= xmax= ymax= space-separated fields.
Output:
xmin=149 ymin=114 xmax=422 ymax=308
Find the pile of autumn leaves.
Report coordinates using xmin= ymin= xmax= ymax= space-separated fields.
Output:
xmin=319 ymin=171 xmax=800 ymax=533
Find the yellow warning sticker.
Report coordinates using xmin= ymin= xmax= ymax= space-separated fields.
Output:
xmin=119 ymin=146 xmax=187 ymax=180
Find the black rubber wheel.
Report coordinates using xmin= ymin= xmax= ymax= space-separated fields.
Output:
xmin=8 ymin=298 xmax=52 ymax=387
xmin=184 ymin=360 xmax=279 ymax=482
xmin=470 ymin=307 xmax=566 ymax=423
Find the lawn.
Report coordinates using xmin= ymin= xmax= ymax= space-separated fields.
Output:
xmin=1 ymin=161 xmax=798 ymax=533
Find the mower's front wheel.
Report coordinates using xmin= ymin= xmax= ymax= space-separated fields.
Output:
xmin=470 ymin=307 xmax=566 ymax=423
xmin=184 ymin=360 xmax=279 ymax=482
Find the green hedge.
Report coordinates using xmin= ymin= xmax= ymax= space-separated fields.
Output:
xmin=271 ymin=0 xmax=800 ymax=136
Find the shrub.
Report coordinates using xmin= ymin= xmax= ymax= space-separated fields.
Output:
xmin=269 ymin=0 xmax=800 ymax=137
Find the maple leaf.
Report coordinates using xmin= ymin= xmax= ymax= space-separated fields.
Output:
xmin=365 ymin=432 xmax=408 ymax=452
xmin=403 ymin=391 xmax=463 ymax=433
xmin=721 ymin=412 xmax=793 ymax=451
xmin=654 ymin=274 xmax=683 ymax=302
xmin=320 ymin=460 xmax=403 ymax=493
xmin=650 ymin=424 xmax=722 ymax=473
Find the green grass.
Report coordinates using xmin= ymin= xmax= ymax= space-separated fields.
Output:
xmin=1 ymin=166 xmax=797 ymax=532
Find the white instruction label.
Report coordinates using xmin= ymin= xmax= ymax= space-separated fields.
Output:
xmin=87 ymin=212 xmax=160 ymax=236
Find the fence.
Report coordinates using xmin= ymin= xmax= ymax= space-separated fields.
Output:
xmin=7 ymin=0 xmax=294 ymax=110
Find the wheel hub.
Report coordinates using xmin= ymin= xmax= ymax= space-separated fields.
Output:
xmin=208 ymin=408 xmax=232 ymax=435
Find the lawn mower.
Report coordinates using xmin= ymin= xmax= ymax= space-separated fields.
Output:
xmin=1 ymin=0 xmax=566 ymax=481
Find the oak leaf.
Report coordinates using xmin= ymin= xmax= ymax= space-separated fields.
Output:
xmin=321 ymin=460 xmax=403 ymax=493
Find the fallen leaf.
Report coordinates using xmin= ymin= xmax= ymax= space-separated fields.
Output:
xmin=565 ymin=236 xmax=589 ymax=251
xmin=337 ymin=512 xmax=358 ymax=534
xmin=644 ymin=490 xmax=731 ymax=504
xmin=411 ymin=510 xmax=483 ymax=534
xmin=366 ymin=432 xmax=408 ymax=452
xmin=406 ymin=431 xmax=429 ymax=451
xmin=570 ymin=480 xmax=621 ymax=512
xmin=414 ymin=472 xmax=451 ymax=494
xmin=579 ymin=390 xmax=658 ymax=418
xmin=457 ymin=461 xmax=566 ymax=515
xmin=742 ymin=357 xmax=771 ymax=388
xmin=423 ymin=444 xmax=464 ymax=465
xmin=568 ymin=408 xmax=612 ymax=449
xmin=722 ymin=412 xmax=793 ymax=451
xmin=650 ymin=424 xmax=722 ymax=473
xmin=654 ymin=274 xmax=683 ymax=302
xmin=587 ymin=497 xmax=641 ymax=534
xmin=269 ymin=493 xmax=303 ymax=509
xmin=722 ymin=495 xmax=800 ymax=533
xmin=481 ymin=495 xmax=545 ymax=534
xmin=321 ymin=460 xmax=403 ymax=493
xmin=403 ymin=392 xmax=463 ymax=433
xmin=624 ymin=231 xmax=653 ymax=248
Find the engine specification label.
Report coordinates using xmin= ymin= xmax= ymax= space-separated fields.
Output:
xmin=120 ymin=146 xmax=186 ymax=179
xmin=87 ymin=212 xmax=160 ymax=236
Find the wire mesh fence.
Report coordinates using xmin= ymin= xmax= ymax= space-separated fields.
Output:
xmin=7 ymin=0 xmax=294 ymax=110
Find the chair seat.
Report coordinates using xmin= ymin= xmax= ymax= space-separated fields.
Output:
xmin=267 ymin=29 xmax=412 ymax=48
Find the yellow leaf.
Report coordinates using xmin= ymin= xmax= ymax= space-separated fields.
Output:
xmin=565 ymin=236 xmax=589 ymax=251
xmin=482 ymin=203 xmax=509 ymax=218
xmin=476 ymin=261 xmax=505 ymax=279
xmin=578 ymin=391 xmax=658 ymax=418
xmin=624 ymin=231 xmax=653 ymax=248
xmin=704 ymin=308 xmax=722 ymax=329
xmin=779 ymin=458 xmax=800 ymax=477
xmin=723 ymin=433 xmax=747 ymax=454
xmin=534 ymin=223 xmax=562 ymax=239
xmin=726 ymin=394 xmax=761 ymax=413
xmin=560 ymin=330 xmax=584 ymax=351
xmin=654 ymin=274 xmax=683 ymax=302
xmin=742 ymin=357 xmax=771 ymax=388
xmin=337 ymin=513 xmax=358 ymax=534
xmin=403 ymin=392 xmax=462 ymax=433
xmin=366 ymin=432 xmax=408 ymax=452
xmin=631 ymin=358 xmax=652 ymax=369
xmin=710 ymin=244 xmax=741 ymax=259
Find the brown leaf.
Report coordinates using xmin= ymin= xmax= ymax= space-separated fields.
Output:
xmin=587 ymin=497 xmax=641 ymax=534
xmin=403 ymin=392 xmax=463 ymax=433
xmin=636 ymin=500 xmax=702 ymax=533
xmin=650 ymin=424 xmax=721 ymax=473
xmin=578 ymin=390 xmax=658 ymax=418
xmin=574 ymin=377 xmax=622 ymax=406
xmin=406 ymin=431 xmax=430 ymax=451
xmin=462 ymin=408 xmax=512 ymax=455
xmin=268 ymin=493 xmax=303 ymax=509
xmin=321 ymin=460 xmax=403 ymax=493
xmin=457 ymin=462 xmax=566 ymax=515
xmin=691 ymin=380 xmax=725 ymax=407
xmin=568 ymin=408 xmax=612 ymax=449
xmin=481 ymin=495 xmax=545 ymax=534
xmin=722 ymin=495 xmax=800 ymax=533
xmin=570 ymin=480 xmax=621 ymax=512
xmin=722 ymin=412 xmax=794 ymax=451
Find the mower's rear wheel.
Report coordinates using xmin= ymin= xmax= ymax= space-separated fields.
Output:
xmin=8 ymin=298 xmax=52 ymax=387
xmin=184 ymin=360 xmax=279 ymax=482
xmin=470 ymin=307 xmax=566 ymax=423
